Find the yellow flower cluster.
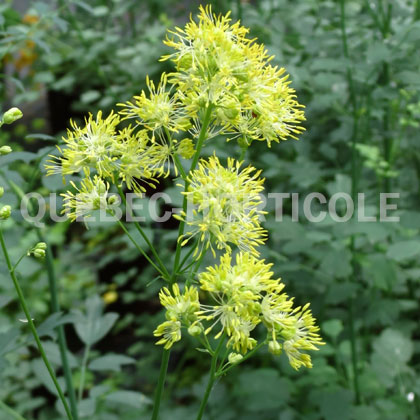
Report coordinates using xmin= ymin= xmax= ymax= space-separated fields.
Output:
xmin=61 ymin=173 xmax=112 ymax=221
xmin=49 ymin=6 xmax=304 ymax=222
xmin=154 ymin=283 xmax=200 ymax=349
xmin=162 ymin=5 xmax=305 ymax=146
xmin=154 ymin=253 xmax=323 ymax=370
xmin=176 ymin=155 xmax=267 ymax=256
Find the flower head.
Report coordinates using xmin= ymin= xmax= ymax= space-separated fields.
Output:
xmin=176 ymin=155 xmax=267 ymax=256
xmin=118 ymin=73 xmax=191 ymax=138
xmin=46 ymin=111 xmax=120 ymax=178
xmin=197 ymin=252 xmax=324 ymax=367
xmin=61 ymin=173 xmax=111 ymax=222
xmin=153 ymin=283 xmax=202 ymax=350
xmin=154 ymin=320 xmax=182 ymax=350
xmin=161 ymin=5 xmax=305 ymax=146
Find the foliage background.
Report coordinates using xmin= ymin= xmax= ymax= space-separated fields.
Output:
xmin=1 ymin=0 xmax=420 ymax=419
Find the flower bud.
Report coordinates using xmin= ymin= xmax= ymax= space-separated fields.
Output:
xmin=268 ymin=340 xmax=282 ymax=356
xmin=32 ymin=242 xmax=47 ymax=259
xmin=0 ymin=146 xmax=12 ymax=156
xmin=178 ymin=138 xmax=195 ymax=159
xmin=228 ymin=352 xmax=243 ymax=364
xmin=188 ymin=324 xmax=203 ymax=337
xmin=107 ymin=195 xmax=119 ymax=206
xmin=0 ymin=187 xmax=4 ymax=198
xmin=2 ymin=107 xmax=23 ymax=125
xmin=33 ymin=248 xmax=46 ymax=259
xmin=103 ymin=290 xmax=118 ymax=304
xmin=0 ymin=205 xmax=11 ymax=220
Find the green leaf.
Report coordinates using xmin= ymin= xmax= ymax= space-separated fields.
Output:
xmin=322 ymin=319 xmax=343 ymax=340
xmin=362 ymin=254 xmax=397 ymax=290
xmin=73 ymin=296 xmax=119 ymax=346
xmin=318 ymin=388 xmax=353 ymax=420
xmin=320 ymin=248 xmax=352 ymax=278
xmin=371 ymin=329 xmax=413 ymax=387
xmin=386 ymin=240 xmax=420 ymax=262
xmin=80 ymin=90 xmax=101 ymax=104
xmin=32 ymin=358 xmax=66 ymax=396
xmin=234 ymin=369 xmax=290 ymax=411
xmin=89 ymin=354 xmax=135 ymax=372
xmin=105 ymin=390 xmax=151 ymax=409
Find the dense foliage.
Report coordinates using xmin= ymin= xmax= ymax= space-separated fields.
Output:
xmin=1 ymin=1 xmax=419 ymax=419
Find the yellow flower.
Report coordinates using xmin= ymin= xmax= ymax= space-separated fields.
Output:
xmin=61 ymin=173 xmax=111 ymax=222
xmin=197 ymin=252 xmax=324 ymax=367
xmin=103 ymin=290 xmax=118 ymax=305
xmin=154 ymin=320 xmax=182 ymax=350
xmin=114 ymin=126 xmax=158 ymax=193
xmin=281 ymin=304 xmax=324 ymax=369
xmin=158 ymin=283 xmax=200 ymax=323
xmin=161 ymin=5 xmax=305 ymax=146
xmin=153 ymin=284 xmax=201 ymax=349
xmin=46 ymin=111 xmax=120 ymax=178
xmin=118 ymin=73 xmax=191 ymax=137
xmin=176 ymin=155 xmax=267 ymax=256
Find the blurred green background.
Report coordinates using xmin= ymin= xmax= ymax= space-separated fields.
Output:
xmin=1 ymin=0 xmax=420 ymax=419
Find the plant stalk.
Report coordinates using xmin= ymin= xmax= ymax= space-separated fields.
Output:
xmin=151 ymin=349 xmax=170 ymax=420
xmin=171 ymin=104 xmax=213 ymax=284
xmin=195 ymin=337 xmax=225 ymax=420
xmin=4 ymin=178 xmax=78 ymax=419
xmin=40 ymin=231 xmax=79 ymax=420
xmin=116 ymin=186 xmax=170 ymax=280
xmin=0 ymin=227 xmax=73 ymax=420
xmin=0 ymin=400 xmax=27 ymax=420
xmin=339 ymin=0 xmax=361 ymax=404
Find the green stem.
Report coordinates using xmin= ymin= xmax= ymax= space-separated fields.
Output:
xmin=4 ymin=178 xmax=78 ymax=419
xmin=339 ymin=0 xmax=361 ymax=405
xmin=239 ymin=143 xmax=249 ymax=161
xmin=114 ymin=216 xmax=166 ymax=278
xmin=78 ymin=344 xmax=91 ymax=401
xmin=236 ymin=0 xmax=243 ymax=20
xmin=216 ymin=341 xmax=265 ymax=377
xmin=195 ymin=337 xmax=225 ymax=420
xmin=178 ymin=241 xmax=199 ymax=274
xmin=173 ymin=154 xmax=188 ymax=181
xmin=150 ymin=105 xmax=214 ymax=419
xmin=116 ymin=186 xmax=170 ymax=280
xmin=0 ymin=227 xmax=73 ymax=420
xmin=40 ymin=232 xmax=79 ymax=420
xmin=171 ymin=104 xmax=214 ymax=284
xmin=151 ymin=349 xmax=170 ymax=420
xmin=0 ymin=400 xmax=27 ymax=420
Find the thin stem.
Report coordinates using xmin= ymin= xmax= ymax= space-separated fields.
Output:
xmin=339 ymin=0 xmax=361 ymax=404
xmin=173 ymin=154 xmax=188 ymax=181
xmin=151 ymin=349 xmax=170 ymax=420
xmin=239 ymin=143 xmax=248 ymax=161
xmin=40 ymin=231 xmax=79 ymax=420
xmin=189 ymin=105 xmax=214 ymax=174
xmin=216 ymin=341 xmax=265 ymax=377
xmin=114 ymin=216 xmax=166 ymax=278
xmin=195 ymin=337 xmax=225 ymax=420
xmin=171 ymin=104 xmax=214 ymax=283
xmin=415 ymin=0 xmax=420 ymax=21
xmin=4 ymin=178 xmax=79 ymax=419
xmin=0 ymin=400 xmax=27 ymax=420
xmin=186 ymin=251 xmax=206 ymax=286
xmin=0 ymin=227 xmax=73 ymax=420
xmin=77 ymin=344 xmax=91 ymax=401
xmin=116 ymin=186 xmax=170 ymax=280
xmin=236 ymin=0 xmax=243 ymax=20
xmin=150 ymin=105 xmax=214 ymax=418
